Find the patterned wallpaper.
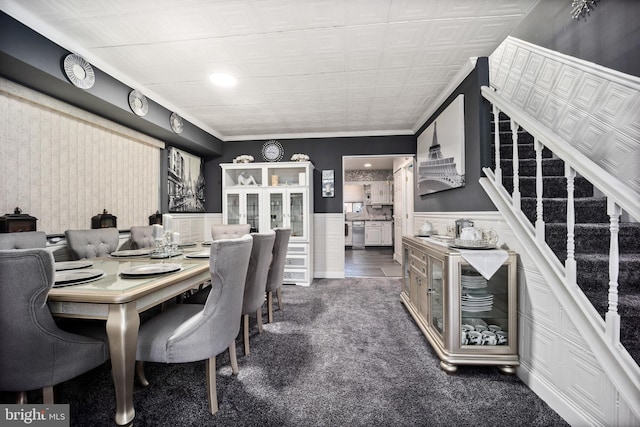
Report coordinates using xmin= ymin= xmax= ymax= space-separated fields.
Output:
xmin=345 ymin=169 xmax=392 ymax=182
xmin=0 ymin=78 xmax=163 ymax=234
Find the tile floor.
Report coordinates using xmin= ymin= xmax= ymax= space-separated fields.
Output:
xmin=344 ymin=247 xmax=402 ymax=277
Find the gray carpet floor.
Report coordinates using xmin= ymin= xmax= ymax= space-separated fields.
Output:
xmin=7 ymin=278 xmax=569 ymax=426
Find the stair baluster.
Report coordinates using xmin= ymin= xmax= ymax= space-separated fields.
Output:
xmin=534 ymin=138 xmax=545 ymax=241
xmin=510 ymin=119 xmax=521 ymax=211
xmin=565 ymin=165 xmax=577 ymax=287
xmin=606 ymin=199 xmax=622 ymax=345
xmin=493 ymin=104 xmax=502 ymax=185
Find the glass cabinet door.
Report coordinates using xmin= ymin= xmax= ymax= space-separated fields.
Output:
xmin=269 ymin=192 xmax=284 ymax=229
xmin=246 ymin=192 xmax=261 ymax=232
xmin=429 ymin=258 xmax=444 ymax=337
xmin=460 ymin=264 xmax=510 ymax=348
xmin=225 ymin=192 xmax=240 ymax=224
xmin=288 ymin=191 xmax=305 ymax=238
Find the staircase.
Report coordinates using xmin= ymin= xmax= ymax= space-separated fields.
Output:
xmin=492 ymin=111 xmax=640 ymax=365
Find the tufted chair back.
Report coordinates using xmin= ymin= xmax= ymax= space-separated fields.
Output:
xmin=130 ymin=226 xmax=156 ymax=249
xmin=211 ymin=224 xmax=250 ymax=241
xmin=0 ymin=249 xmax=109 ymax=403
xmin=0 ymin=231 xmax=47 ymax=249
xmin=65 ymin=228 xmax=119 ymax=259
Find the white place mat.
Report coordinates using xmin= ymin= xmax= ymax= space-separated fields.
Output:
xmin=456 ymin=249 xmax=509 ymax=280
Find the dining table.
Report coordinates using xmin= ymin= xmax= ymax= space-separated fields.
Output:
xmin=47 ymin=243 xmax=213 ymax=426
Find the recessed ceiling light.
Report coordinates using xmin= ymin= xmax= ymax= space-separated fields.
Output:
xmin=364 ymin=163 xmax=372 ymax=168
xmin=209 ymin=73 xmax=236 ymax=87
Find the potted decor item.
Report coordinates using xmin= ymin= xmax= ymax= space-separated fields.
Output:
xmin=291 ymin=153 xmax=309 ymax=162
xmin=233 ymin=155 xmax=254 ymax=163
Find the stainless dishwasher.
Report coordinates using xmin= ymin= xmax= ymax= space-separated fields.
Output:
xmin=351 ymin=220 xmax=365 ymax=249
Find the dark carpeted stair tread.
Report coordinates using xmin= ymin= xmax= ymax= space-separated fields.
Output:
xmin=521 ymin=197 xmax=609 ymax=224
xmin=499 ymin=158 xmax=565 ymax=177
xmin=546 ymin=223 xmax=640 ymax=257
xmin=502 ymin=176 xmax=594 ymax=198
xmin=496 ymin=143 xmax=554 ymax=159
xmin=574 ymin=254 xmax=640 ymax=289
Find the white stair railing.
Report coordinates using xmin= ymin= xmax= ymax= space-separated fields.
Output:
xmin=482 ymin=85 xmax=640 ymax=418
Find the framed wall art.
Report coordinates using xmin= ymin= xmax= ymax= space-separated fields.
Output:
xmin=167 ymin=147 xmax=205 ymax=212
xmin=322 ymin=169 xmax=335 ymax=198
xmin=416 ymin=94 xmax=465 ymax=196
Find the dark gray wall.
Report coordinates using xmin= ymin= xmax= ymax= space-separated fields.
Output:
xmin=511 ymin=0 xmax=640 ymax=77
xmin=0 ymin=12 xmax=222 ymax=157
xmin=413 ymin=57 xmax=496 ymax=213
xmin=205 ymin=135 xmax=416 ymax=213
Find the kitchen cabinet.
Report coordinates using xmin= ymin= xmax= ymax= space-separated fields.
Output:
xmin=365 ymin=181 xmax=392 ymax=205
xmin=221 ymin=162 xmax=314 ymax=285
xmin=401 ymin=236 xmax=518 ymax=374
xmin=381 ymin=221 xmax=393 ymax=245
xmin=364 ymin=222 xmax=382 ymax=245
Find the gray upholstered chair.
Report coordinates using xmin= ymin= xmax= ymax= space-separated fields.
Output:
xmin=188 ymin=231 xmax=275 ymax=356
xmin=265 ymin=228 xmax=291 ymax=323
xmin=211 ymin=223 xmax=250 ymax=240
xmin=134 ymin=235 xmax=253 ymax=415
xmin=0 ymin=249 xmax=109 ymax=403
xmin=129 ymin=225 xmax=155 ymax=249
xmin=0 ymin=231 xmax=47 ymax=249
xmin=65 ymin=228 xmax=119 ymax=259
xmin=240 ymin=231 xmax=275 ymax=355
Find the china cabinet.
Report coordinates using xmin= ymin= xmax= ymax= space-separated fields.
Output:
xmin=221 ymin=162 xmax=314 ymax=285
xmin=401 ymin=236 xmax=518 ymax=374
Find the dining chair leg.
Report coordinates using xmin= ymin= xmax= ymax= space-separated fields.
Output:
xmin=276 ymin=286 xmax=284 ymax=311
xmin=243 ymin=314 xmax=250 ymax=356
xmin=256 ymin=308 xmax=263 ymax=333
xmin=229 ymin=343 xmax=239 ymax=375
xmin=42 ymin=386 xmax=54 ymax=404
xmin=16 ymin=391 xmax=27 ymax=404
xmin=135 ymin=361 xmax=149 ymax=387
xmin=267 ymin=291 xmax=274 ymax=323
xmin=205 ymin=356 xmax=218 ymax=415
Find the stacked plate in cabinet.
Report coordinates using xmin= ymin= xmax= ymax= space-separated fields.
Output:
xmin=461 ymin=272 xmax=493 ymax=312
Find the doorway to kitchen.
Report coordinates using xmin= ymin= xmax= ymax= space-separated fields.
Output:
xmin=343 ymin=155 xmax=411 ymax=278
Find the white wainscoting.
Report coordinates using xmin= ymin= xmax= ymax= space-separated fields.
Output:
xmin=0 ymin=78 xmax=163 ymax=235
xmin=313 ymin=213 xmax=345 ymax=279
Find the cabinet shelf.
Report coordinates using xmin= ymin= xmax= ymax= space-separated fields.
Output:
xmin=401 ymin=236 xmax=518 ymax=374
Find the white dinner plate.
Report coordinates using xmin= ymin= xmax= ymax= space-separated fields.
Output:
xmin=110 ymin=249 xmax=155 ymax=257
xmin=54 ymin=260 xmax=93 ymax=271
xmin=54 ymin=269 xmax=104 ymax=286
xmin=178 ymin=242 xmax=197 ymax=248
xmin=120 ymin=263 xmax=181 ymax=277
xmin=449 ymin=243 xmax=497 ymax=250
xmin=184 ymin=251 xmax=210 ymax=259
xmin=149 ymin=251 xmax=182 ymax=259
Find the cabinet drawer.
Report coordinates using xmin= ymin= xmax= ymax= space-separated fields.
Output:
xmin=285 ymin=254 xmax=307 ymax=268
xmin=287 ymin=243 xmax=307 ymax=255
xmin=409 ymin=247 xmax=427 ymax=263
xmin=283 ymin=268 xmax=308 ymax=283
xmin=409 ymin=257 xmax=427 ymax=276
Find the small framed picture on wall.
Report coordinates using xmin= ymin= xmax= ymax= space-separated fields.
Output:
xmin=321 ymin=169 xmax=334 ymax=198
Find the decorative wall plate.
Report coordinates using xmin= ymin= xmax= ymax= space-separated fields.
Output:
xmin=262 ymin=139 xmax=284 ymax=162
xmin=128 ymin=90 xmax=149 ymax=116
xmin=170 ymin=112 xmax=184 ymax=134
xmin=63 ymin=54 xmax=95 ymax=89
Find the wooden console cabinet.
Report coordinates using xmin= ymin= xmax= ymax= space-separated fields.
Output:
xmin=401 ymin=236 xmax=519 ymax=374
